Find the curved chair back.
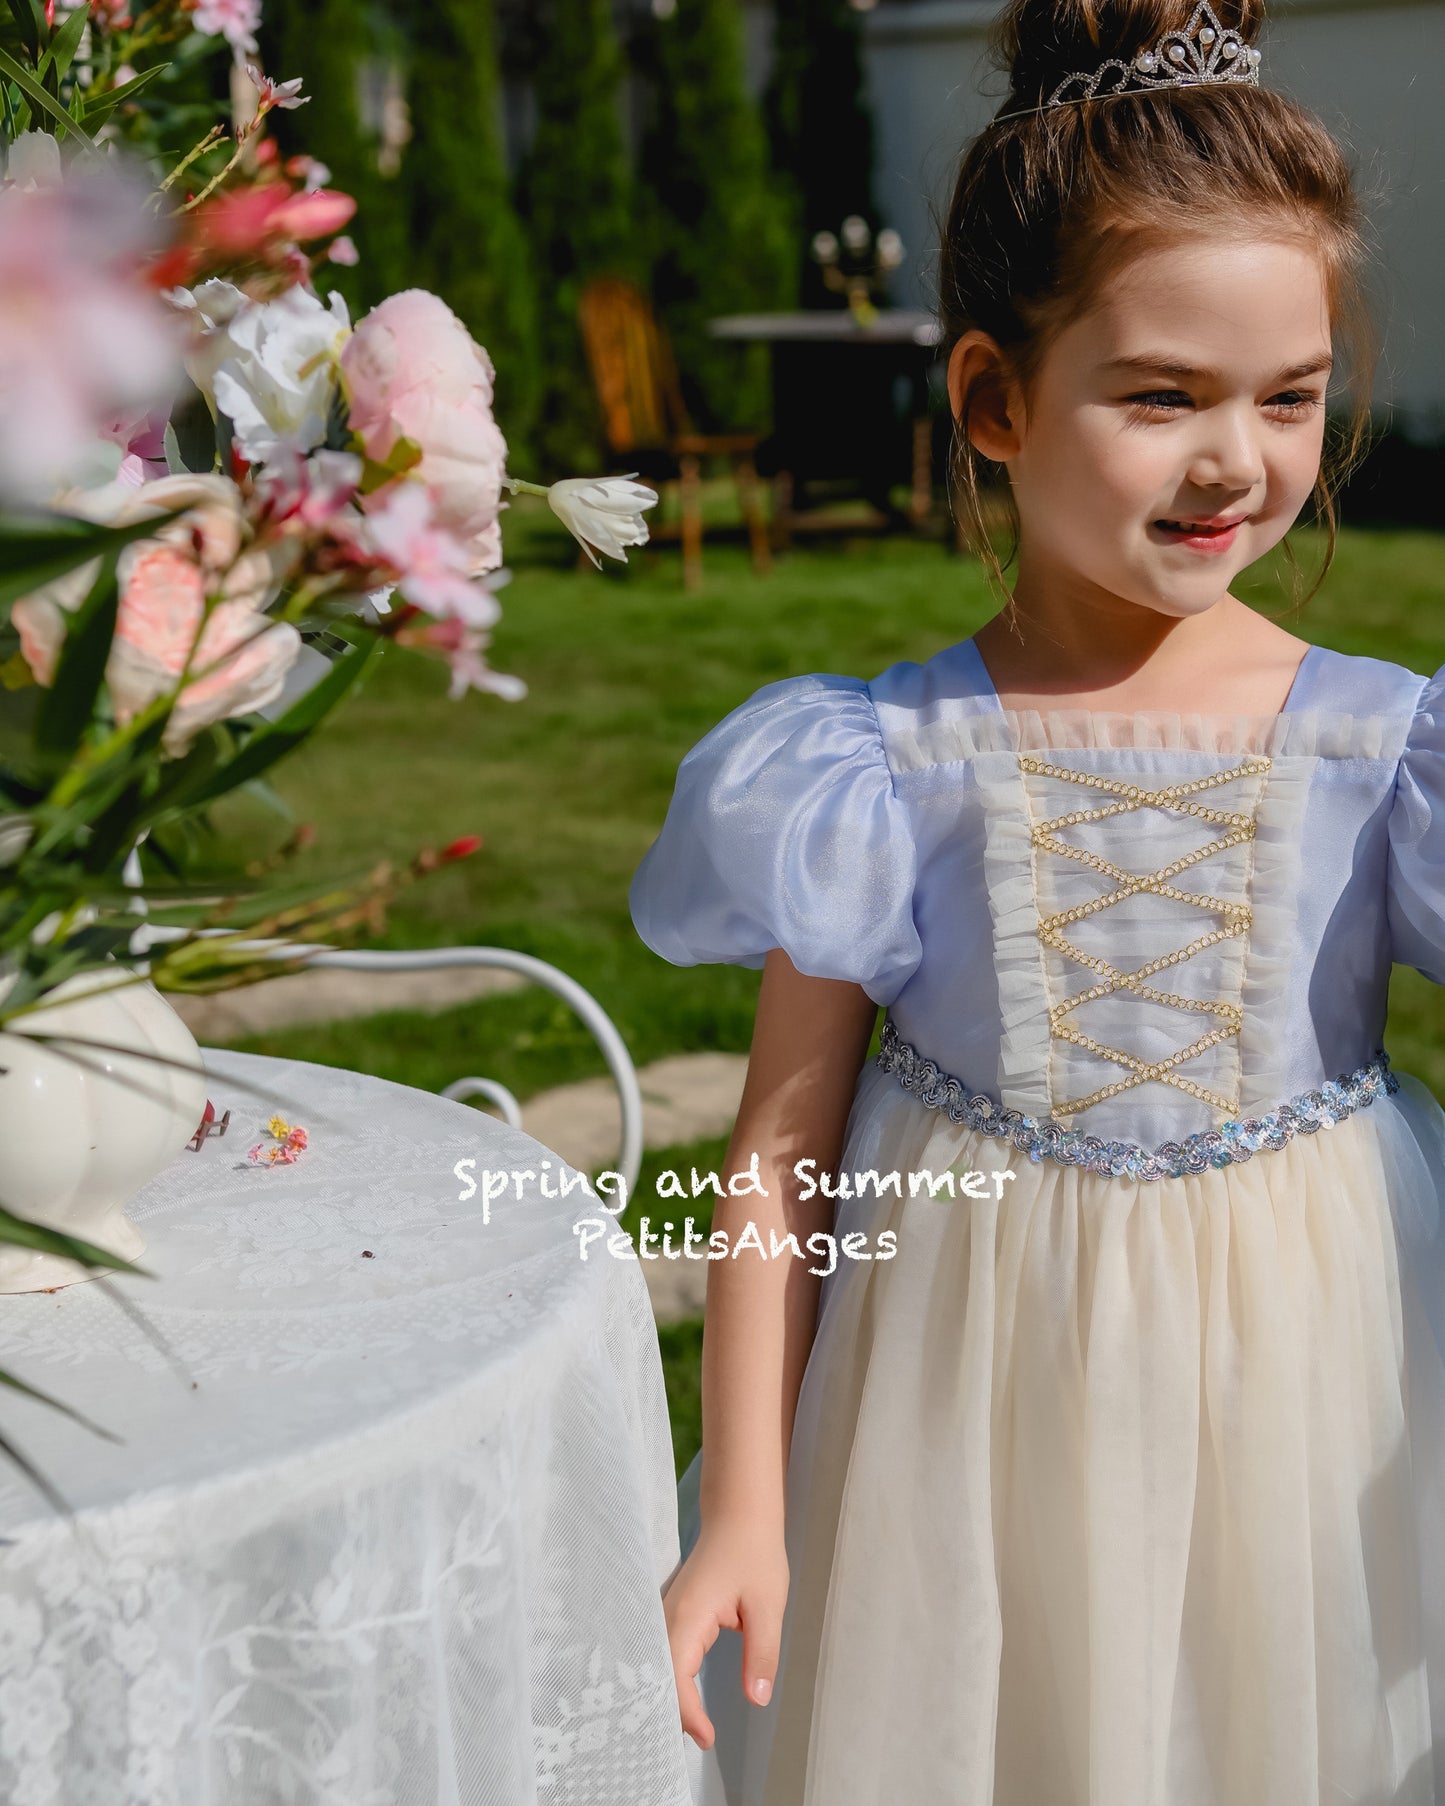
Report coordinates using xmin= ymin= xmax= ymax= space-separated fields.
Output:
xmin=577 ymin=276 xmax=693 ymax=456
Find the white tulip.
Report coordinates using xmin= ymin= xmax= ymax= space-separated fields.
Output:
xmin=544 ymin=475 xmax=658 ymax=569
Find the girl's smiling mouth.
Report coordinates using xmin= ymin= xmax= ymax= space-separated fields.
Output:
xmin=1152 ymin=514 xmax=1250 ymax=552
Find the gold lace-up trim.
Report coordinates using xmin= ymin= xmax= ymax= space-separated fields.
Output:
xmin=1017 ymin=754 xmax=1273 ymax=1119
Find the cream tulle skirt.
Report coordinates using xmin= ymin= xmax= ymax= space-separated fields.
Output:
xmin=678 ymin=1061 xmax=1445 ymax=1806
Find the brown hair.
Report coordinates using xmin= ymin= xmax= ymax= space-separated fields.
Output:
xmin=938 ymin=0 xmax=1376 ymax=609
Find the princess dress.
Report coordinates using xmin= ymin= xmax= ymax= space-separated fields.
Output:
xmin=628 ymin=636 xmax=1445 ymax=1806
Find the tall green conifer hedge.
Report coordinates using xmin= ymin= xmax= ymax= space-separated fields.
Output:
xmin=635 ymin=0 xmax=797 ymax=435
xmin=514 ymin=0 xmax=637 ymax=476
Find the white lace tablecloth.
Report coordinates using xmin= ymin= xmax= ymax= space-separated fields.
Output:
xmin=0 ymin=1050 xmax=691 ymax=1806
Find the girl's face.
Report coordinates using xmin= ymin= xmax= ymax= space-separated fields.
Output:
xmin=973 ymin=236 xmax=1334 ymax=620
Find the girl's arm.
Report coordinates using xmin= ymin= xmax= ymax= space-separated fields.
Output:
xmin=667 ymin=945 xmax=878 ymax=1748
xmin=700 ymin=946 xmax=878 ymax=1532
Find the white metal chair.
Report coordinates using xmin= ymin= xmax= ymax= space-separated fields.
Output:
xmin=139 ymin=932 xmax=645 ymax=1197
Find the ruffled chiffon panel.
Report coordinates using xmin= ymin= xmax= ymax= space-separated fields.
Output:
xmin=685 ymin=1061 xmax=1445 ymax=1806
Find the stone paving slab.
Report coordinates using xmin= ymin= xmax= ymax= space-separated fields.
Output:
xmin=170 ymin=965 xmax=525 ymax=1041
xmin=513 ymin=1052 xmax=748 ymax=1323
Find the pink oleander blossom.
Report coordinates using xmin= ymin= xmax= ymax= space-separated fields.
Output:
xmin=266 ymin=189 xmax=354 ymax=241
xmin=340 ymin=290 xmax=508 ymax=576
xmin=190 ymin=0 xmax=260 ymax=54
xmin=396 ymin=605 xmax=526 ymax=704
xmin=244 ymin=65 xmax=307 ymax=112
xmin=0 ymin=165 xmax=181 ymax=504
xmin=252 ymin=447 xmax=362 ymax=532
xmin=102 ymin=405 xmax=171 ymax=488
xmin=90 ymin=0 xmax=134 ymax=29
xmin=12 ymin=474 xmax=301 ymax=755
xmin=285 ymin=155 xmax=331 ymax=191
xmin=351 ymin=481 xmax=504 ymax=625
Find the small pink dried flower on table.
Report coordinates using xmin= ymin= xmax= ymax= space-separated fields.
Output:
xmin=247 ymin=1116 xmax=310 ymax=1166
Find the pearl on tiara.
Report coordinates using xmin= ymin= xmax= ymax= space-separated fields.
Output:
xmin=994 ymin=3 xmax=1264 ymax=125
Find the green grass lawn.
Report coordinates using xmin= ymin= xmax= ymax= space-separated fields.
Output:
xmin=214 ymin=486 xmax=1445 ymax=1477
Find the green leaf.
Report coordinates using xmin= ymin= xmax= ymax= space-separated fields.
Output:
xmin=35 ymin=552 xmax=119 ymax=759
xmin=143 ymin=721 xmax=223 ymax=810
xmin=35 ymin=1 xmax=86 ymax=87
xmin=3 ymin=89 xmax=32 ymax=137
xmin=355 ymin=435 xmax=423 ymax=495
xmin=3 ymin=0 xmax=41 ymax=58
xmin=238 ymin=774 xmax=294 ymax=823
xmin=0 ymin=511 xmax=181 ymax=614
xmin=160 ymin=633 xmax=378 ymax=812
xmin=79 ymin=62 xmax=168 ymax=126
xmin=0 ymin=649 xmax=33 ymax=690
xmin=0 ymin=1203 xmax=149 ymax=1277
xmin=71 ymin=710 xmax=171 ymax=871
xmin=163 ymin=421 xmax=187 ymax=477
xmin=0 ymin=1419 xmax=72 ymax=1521
xmin=0 ymin=1366 xmax=121 ymax=1445
xmin=0 ymin=43 xmax=95 ymax=147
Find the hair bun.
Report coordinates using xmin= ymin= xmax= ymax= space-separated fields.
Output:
xmin=994 ymin=0 xmax=1265 ymax=110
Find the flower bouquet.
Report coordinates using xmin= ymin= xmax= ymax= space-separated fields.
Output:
xmin=0 ymin=13 xmax=657 ymax=1469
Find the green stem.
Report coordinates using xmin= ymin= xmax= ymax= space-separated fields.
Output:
xmin=501 ymin=476 xmax=551 ymax=500
xmin=155 ymin=123 xmax=226 ymax=199
xmin=180 ymin=133 xmax=247 ymax=212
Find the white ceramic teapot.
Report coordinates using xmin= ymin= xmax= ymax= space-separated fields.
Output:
xmin=0 ymin=968 xmax=208 ymax=1293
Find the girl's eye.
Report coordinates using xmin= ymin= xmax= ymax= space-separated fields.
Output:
xmin=1126 ymin=390 xmax=1193 ymax=412
xmin=1123 ymin=388 xmax=1326 ymax=422
xmin=1266 ymin=390 xmax=1325 ymax=417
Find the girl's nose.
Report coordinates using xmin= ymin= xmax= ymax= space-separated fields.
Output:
xmin=1187 ymin=406 xmax=1267 ymax=494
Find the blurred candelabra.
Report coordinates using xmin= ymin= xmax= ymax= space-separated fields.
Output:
xmin=810 ymin=215 xmax=905 ymax=327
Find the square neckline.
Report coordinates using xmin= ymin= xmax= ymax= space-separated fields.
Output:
xmin=964 ymin=637 xmax=1320 ymax=722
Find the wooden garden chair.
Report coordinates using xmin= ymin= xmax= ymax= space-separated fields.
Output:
xmin=577 ymin=275 xmax=772 ymax=592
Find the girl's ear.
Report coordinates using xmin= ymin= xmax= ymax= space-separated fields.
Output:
xmin=948 ymin=331 xmax=1024 ymax=463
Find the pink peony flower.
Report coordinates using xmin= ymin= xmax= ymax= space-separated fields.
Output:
xmin=340 ymin=290 xmax=508 ymax=576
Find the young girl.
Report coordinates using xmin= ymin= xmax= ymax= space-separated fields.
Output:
xmin=629 ymin=2 xmax=1445 ymax=1799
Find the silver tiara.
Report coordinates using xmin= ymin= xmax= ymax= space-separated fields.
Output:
xmin=995 ymin=3 xmax=1264 ymax=125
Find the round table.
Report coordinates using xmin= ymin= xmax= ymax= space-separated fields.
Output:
xmin=0 ymin=1051 xmax=691 ymax=1806
xmin=706 ymin=308 xmax=943 ymax=529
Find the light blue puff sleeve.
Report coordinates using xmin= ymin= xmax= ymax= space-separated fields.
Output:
xmin=628 ymin=673 xmax=922 ymax=1006
xmin=1388 ymin=664 xmax=1445 ymax=986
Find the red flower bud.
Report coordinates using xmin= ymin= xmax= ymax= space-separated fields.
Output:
xmin=441 ymin=835 xmax=483 ymax=862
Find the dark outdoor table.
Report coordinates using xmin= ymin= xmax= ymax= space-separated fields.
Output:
xmin=706 ymin=309 xmax=944 ymax=531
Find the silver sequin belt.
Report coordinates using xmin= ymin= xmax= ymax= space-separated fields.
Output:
xmin=875 ymin=1016 xmax=1399 ymax=1183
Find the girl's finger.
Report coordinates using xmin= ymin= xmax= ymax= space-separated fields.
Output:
xmin=674 ymin=1657 xmax=716 ymax=1747
xmin=739 ymin=1593 xmax=783 ymax=1710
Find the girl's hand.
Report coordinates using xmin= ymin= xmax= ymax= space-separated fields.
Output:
xmin=664 ymin=1518 xmax=790 ymax=1750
